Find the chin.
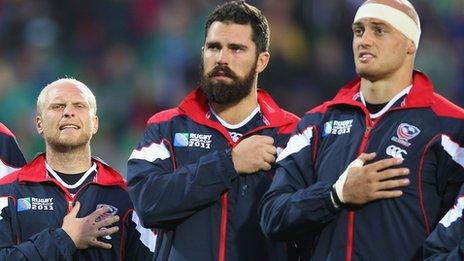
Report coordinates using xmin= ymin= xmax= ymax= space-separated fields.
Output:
xmin=48 ymin=136 xmax=90 ymax=151
xmin=356 ymin=68 xmax=382 ymax=82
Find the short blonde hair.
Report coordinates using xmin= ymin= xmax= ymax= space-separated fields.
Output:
xmin=37 ymin=78 xmax=97 ymax=116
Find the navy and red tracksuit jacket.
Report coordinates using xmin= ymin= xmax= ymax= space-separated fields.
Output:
xmin=259 ymin=71 xmax=464 ymax=260
xmin=0 ymin=122 xmax=26 ymax=177
xmin=0 ymin=154 xmax=155 ymax=260
xmin=423 ymin=183 xmax=464 ymax=260
xmin=127 ymin=88 xmax=299 ymax=261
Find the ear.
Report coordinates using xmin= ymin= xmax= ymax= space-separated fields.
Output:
xmin=36 ymin=115 xmax=44 ymax=135
xmin=92 ymin=115 xmax=99 ymax=135
xmin=406 ymin=40 xmax=416 ymax=55
xmin=256 ymin=51 xmax=270 ymax=74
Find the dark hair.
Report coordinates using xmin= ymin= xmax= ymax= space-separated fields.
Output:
xmin=204 ymin=0 xmax=270 ymax=54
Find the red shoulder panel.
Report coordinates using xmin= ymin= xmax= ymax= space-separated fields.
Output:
xmin=431 ymin=94 xmax=464 ymax=120
xmin=0 ymin=122 xmax=14 ymax=137
xmin=306 ymin=102 xmax=331 ymax=115
xmin=147 ymin=108 xmax=182 ymax=125
xmin=0 ymin=171 xmax=19 ymax=185
xmin=277 ymin=112 xmax=300 ymax=134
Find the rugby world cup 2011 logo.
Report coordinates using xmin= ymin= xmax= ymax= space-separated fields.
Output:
xmin=17 ymin=197 xmax=32 ymax=212
xmin=173 ymin=132 xmax=212 ymax=149
xmin=391 ymin=123 xmax=421 ymax=147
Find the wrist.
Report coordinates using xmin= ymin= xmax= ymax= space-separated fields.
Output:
xmin=331 ymin=186 xmax=344 ymax=208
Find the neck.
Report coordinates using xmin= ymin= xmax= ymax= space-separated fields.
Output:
xmin=45 ymin=144 xmax=92 ymax=174
xmin=209 ymin=87 xmax=258 ymax=125
xmin=360 ymin=69 xmax=413 ymax=104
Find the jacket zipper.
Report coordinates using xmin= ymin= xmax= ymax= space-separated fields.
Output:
xmin=218 ymin=126 xmax=277 ymax=261
xmin=64 ymin=182 xmax=95 ymax=213
xmin=346 ymin=117 xmax=376 ymax=261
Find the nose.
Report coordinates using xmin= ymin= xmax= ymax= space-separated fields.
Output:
xmin=63 ymin=105 xmax=75 ymax=118
xmin=216 ymin=49 xmax=229 ymax=65
xmin=359 ymin=30 xmax=374 ymax=47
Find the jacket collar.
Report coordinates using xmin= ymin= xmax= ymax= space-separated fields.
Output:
xmin=327 ymin=70 xmax=435 ymax=109
xmin=17 ymin=153 xmax=126 ymax=189
xmin=178 ymin=87 xmax=294 ymax=142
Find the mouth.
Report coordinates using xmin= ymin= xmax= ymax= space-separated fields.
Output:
xmin=211 ymin=70 xmax=230 ymax=78
xmin=358 ymin=51 xmax=375 ymax=62
xmin=59 ymin=124 xmax=80 ymax=130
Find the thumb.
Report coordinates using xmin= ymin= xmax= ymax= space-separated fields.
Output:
xmin=68 ymin=201 xmax=81 ymax=217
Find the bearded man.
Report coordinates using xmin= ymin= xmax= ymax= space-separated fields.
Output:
xmin=127 ymin=1 xmax=299 ymax=260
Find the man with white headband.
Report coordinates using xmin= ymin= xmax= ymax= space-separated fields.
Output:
xmin=260 ymin=0 xmax=464 ymax=260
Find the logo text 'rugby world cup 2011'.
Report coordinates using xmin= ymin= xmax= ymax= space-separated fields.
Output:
xmin=174 ymin=132 xmax=212 ymax=149
xmin=17 ymin=197 xmax=54 ymax=212
xmin=323 ymin=120 xmax=353 ymax=137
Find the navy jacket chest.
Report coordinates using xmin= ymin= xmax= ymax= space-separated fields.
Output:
xmin=315 ymin=109 xmax=437 ymax=183
xmin=13 ymin=183 xmax=128 ymax=241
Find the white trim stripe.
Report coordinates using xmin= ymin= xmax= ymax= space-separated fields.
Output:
xmin=129 ymin=142 xmax=170 ymax=162
xmin=440 ymin=196 xmax=464 ymax=228
xmin=277 ymin=126 xmax=313 ymax=162
xmin=132 ymin=212 xmax=157 ymax=252
xmin=354 ymin=3 xmax=421 ymax=48
xmin=0 ymin=159 xmax=20 ymax=179
xmin=360 ymin=85 xmax=411 ymax=119
xmin=209 ymin=104 xmax=261 ymax=130
xmin=0 ymin=197 xmax=8 ymax=221
xmin=441 ymin=135 xmax=464 ymax=167
xmin=45 ymin=162 xmax=97 ymax=189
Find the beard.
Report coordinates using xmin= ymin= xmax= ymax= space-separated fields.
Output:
xmin=201 ymin=61 xmax=257 ymax=105
xmin=44 ymin=129 xmax=92 ymax=153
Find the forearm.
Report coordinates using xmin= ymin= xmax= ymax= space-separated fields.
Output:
xmin=260 ymin=181 xmax=339 ymax=240
xmin=0 ymin=228 xmax=76 ymax=260
xmin=128 ymin=149 xmax=237 ymax=227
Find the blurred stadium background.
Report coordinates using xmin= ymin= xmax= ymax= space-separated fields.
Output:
xmin=0 ymin=0 xmax=463 ymax=174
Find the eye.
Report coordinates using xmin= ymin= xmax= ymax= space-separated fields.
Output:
xmin=353 ymin=27 xmax=364 ymax=36
xmin=229 ymin=44 xmax=247 ymax=53
xmin=232 ymin=46 xmax=244 ymax=53
xmin=51 ymin=104 xmax=64 ymax=110
xmin=374 ymin=27 xmax=386 ymax=35
xmin=206 ymin=43 xmax=221 ymax=51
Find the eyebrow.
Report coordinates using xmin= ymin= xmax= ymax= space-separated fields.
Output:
xmin=205 ymin=41 xmax=248 ymax=50
xmin=205 ymin=41 xmax=221 ymax=48
xmin=352 ymin=22 xmax=363 ymax=28
xmin=370 ymin=21 xmax=388 ymax=27
xmin=353 ymin=21 xmax=388 ymax=28
xmin=228 ymin=43 xmax=248 ymax=50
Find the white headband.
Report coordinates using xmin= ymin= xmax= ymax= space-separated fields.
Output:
xmin=354 ymin=3 xmax=421 ymax=48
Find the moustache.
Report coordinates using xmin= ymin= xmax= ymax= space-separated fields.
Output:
xmin=207 ymin=65 xmax=238 ymax=79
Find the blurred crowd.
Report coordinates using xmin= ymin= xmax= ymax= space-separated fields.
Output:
xmin=0 ymin=0 xmax=463 ymax=173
